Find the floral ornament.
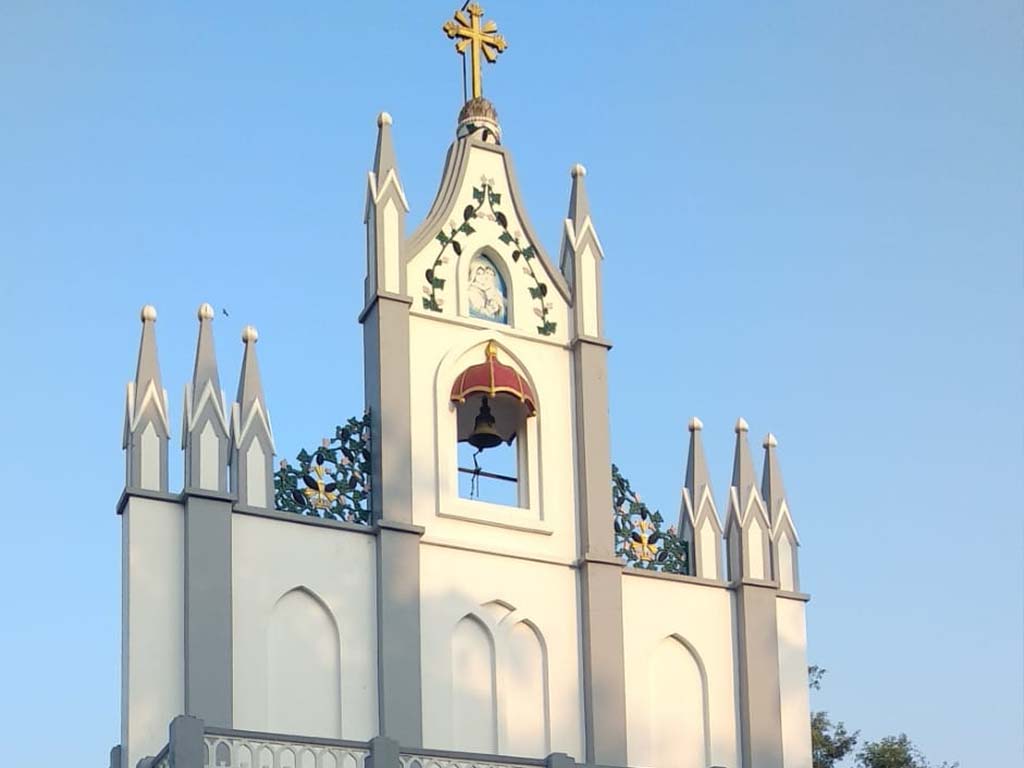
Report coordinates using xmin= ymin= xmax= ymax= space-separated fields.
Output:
xmin=274 ymin=413 xmax=372 ymax=525
xmin=423 ymin=180 xmax=557 ymax=336
xmin=612 ymin=464 xmax=690 ymax=573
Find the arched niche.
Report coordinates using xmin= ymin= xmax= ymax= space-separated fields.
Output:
xmin=645 ymin=636 xmax=710 ymax=768
xmin=268 ymin=587 xmax=342 ymax=738
xmin=500 ymin=619 xmax=550 ymax=756
xmin=451 ymin=614 xmax=498 ymax=753
xmin=460 ymin=248 xmax=512 ymax=326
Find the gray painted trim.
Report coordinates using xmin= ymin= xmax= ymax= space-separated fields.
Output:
xmin=109 ymin=745 xmax=122 ymax=768
xmin=203 ymin=726 xmax=369 ymax=750
xmin=376 ymin=519 xmax=425 ymax=535
xmin=168 ymin=715 xmax=205 ymax=768
xmin=368 ymin=736 xmax=402 ymax=768
xmin=735 ymin=582 xmax=784 ymax=768
xmin=621 ymin=567 xmax=730 ymax=591
xmin=184 ymin=494 xmax=233 ymax=727
xmin=545 ymin=753 xmax=576 ymax=768
xmin=359 ymin=291 xmax=413 ymax=324
xmin=571 ymin=335 xmax=612 ymax=350
xmin=776 ymin=589 xmax=811 ymax=603
xmin=362 ymin=295 xmax=414 ymax=524
xmin=579 ymin=560 xmax=627 ymax=767
xmin=376 ymin=526 xmax=423 ymax=746
xmin=404 ymin=137 xmax=571 ymax=302
xmin=573 ymin=339 xmax=614 ymax=558
xmin=422 ymin=537 xmax=577 ymax=568
xmin=401 ymin=747 xmax=545 ymax=766
xmin=116 ymin=487 xmax=183 ymax=515
xmin=232 ymin=505 xmax=377 ymax=535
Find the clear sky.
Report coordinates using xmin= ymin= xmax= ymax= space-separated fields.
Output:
xmin=0 ymin=2 xmax=1020 ymax=765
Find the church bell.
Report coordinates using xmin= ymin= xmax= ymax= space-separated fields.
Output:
xmin=468 ymin=397 xmax=504 ymax=451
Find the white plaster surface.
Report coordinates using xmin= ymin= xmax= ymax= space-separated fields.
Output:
xmin=776 ymin=598 xmax=813 ymax=768
xmin=139 ymin=422 xmax=160 ymax=490
xmin=699 ymin=520 xmax=719 ymax=580
xmin=747 ymin=516 xmax=766 ymax=580
xmin=577 ymin=243 xmax=599 ymax=337
xmin=420 ymin=544 xmax=579 ymax=758
xmin=621 ymin=574 xmax=738 ymax=768
xmin=199 ymin=421 xmax=218 ymax=490
xmin=232 ymin=514 xmax=378 ymax=740
xmin=122 ymin=497 xmax=184 ymax=768
xmin=382 ymin=199 xmax=400 ymax=293
xmin=245 ymin=440 xmax=266 ymax=508
xmin=777 ymin=535 xmax=795 ymax=592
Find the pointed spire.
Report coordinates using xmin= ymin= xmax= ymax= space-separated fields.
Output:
xmin=230 ymin=325 xmax=274 ymax=509
xmin=364 ymin=112 xmax=409 ymax=300
xmin=183 ymin=303 xmax=229 ymax=493
xmin=235 ymin=325 xmax=266 ymax=417
xmin=685 ymin=416 xmax=713 ymax=503
xmin=123 ymin=304 xmax=170 ymax=492
xmin=761 ymin=433 xmax=787 ymax=524
xmin=133 ymin=304 xmax=163 ymax=417
xmin=568 ymin=163 xmax=592 ymax=228
xmin=373 ymin=111 xmax=398 ymax=179
xmin=191 ymin=303 xmax=221 ymax=404
xmin=731 ymin=417 xmax=758 ymax=499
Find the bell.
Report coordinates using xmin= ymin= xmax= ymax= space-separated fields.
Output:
xmin=468 ymin=397 xmax=504 ymax=451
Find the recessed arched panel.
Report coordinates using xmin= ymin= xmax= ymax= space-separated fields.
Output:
xmin=466 ymin=251 xmax=510 ymax=324
xmin=451 ymin=614 xmax=497 ymax=753
xmin=746 ymin=516 xmax=766 ymax=580
xmin=501 ymin=620 xmax=550 ymax=756
xmin=268 ymin=588 xmax=342 ymax=738
xmin=646 ymin=636 xmax=709 ymax=768
xmin=777 ymin=533 xmax=795 ymax=591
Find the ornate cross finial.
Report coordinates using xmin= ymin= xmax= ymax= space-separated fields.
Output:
xmin=442 ymin=3 xmax=507 ymax=101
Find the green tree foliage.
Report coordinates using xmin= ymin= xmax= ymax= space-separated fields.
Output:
xmin=856 ymin=734 xmax=959 ymax=768
xmin=809 ymin=667 xmax=859 ymax=768
xmin=809 ymin=666 xmax=958 ymax=768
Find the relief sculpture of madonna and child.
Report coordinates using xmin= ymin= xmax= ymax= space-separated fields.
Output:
xmin=467 ymin=254 xmax=508 ymax=324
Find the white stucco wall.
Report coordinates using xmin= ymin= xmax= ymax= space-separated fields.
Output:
xmin=121 ymin=497 xmax=184 ymax=768
xmin=232 ymin=514 xmax=378 ymax=740
xmin=420 ymin=543 xmax=583 ymax=759
xmin=621 ymin=573 xmax=739 ymax=768
xmin=777 ymin=597 xmax=813 ymax=768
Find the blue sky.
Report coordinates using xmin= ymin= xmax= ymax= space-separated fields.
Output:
xmin=0 ymin=1 xmax=1020 ymax=765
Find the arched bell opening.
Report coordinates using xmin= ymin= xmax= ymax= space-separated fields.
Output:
xmin=450 ymin=342 xmax=536 ymax=507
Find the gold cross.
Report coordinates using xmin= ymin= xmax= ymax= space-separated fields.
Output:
xmin=442 ymin=3 xmax=507 ymax=101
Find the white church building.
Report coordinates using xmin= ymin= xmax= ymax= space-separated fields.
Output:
xmin=113 ymin=7 xmax=812 ymax=768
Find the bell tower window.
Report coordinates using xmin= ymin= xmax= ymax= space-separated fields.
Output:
xmin=450 ymin=343 xmax=536 ymax=509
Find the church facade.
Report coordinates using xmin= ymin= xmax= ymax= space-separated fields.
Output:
xmin=113 ymin=7 xmax=812 ymax=768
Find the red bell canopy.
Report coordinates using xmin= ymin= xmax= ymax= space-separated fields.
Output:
xmin=450 ymin=342 xmax=536 ymax=444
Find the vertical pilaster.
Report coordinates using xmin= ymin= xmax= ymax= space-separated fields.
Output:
xmin=361 ymin=112 xmax=423 ymax=746
xmin=182 ymin=303 xmax=233 ymax=727
xmin=168 ymin=715 xmax=205 ymax=768
xmin=679 ymin=417 xmax=724 ymax=580
xmin=564 ymin=164 xmax=627 ymax=767
xmin=230 ymin=325 xmax=275 ymax=511
xmin=735 ymin=583 xmax=784 ymax=768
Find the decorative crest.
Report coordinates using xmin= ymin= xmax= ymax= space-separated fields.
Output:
xmin=442 ymin=3 xmax=507 ymax=100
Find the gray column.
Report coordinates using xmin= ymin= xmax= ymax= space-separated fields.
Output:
xmin=366 ymin=735 xmax=402 ymax=768
xmin=168 ymin=715 xmax=205 ymax=768
xmin=735 ymin=582 xmax=784 ymax=768
xmin=362 ymin=292 xmax=423 ymax=745
xmin=573 ymin=337 xmax=627 ymax=767
xmin=375 ymin=521 xmax=424 ymax=746
xmin=183 ymin=493 xmax=233 ymax=727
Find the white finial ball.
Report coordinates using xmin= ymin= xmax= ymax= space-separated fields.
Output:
xmin=378 ymin=111 xmax=393 ymax=127
xmin=571 ymin=163 xmax=587 ymax=178
xmin=242 ymin=325 xmax=259 ymax=343
xmin=198 ymin=302 xmax=214 ymax=320
xmin=688 ymin=416 xmax=703 ymax=432
xmin=735 ymin=417 xmax=749 ymax=433
xmin=764 ymin=433 xmax=778 ymax=448
xmin=140 ymin=305 xmax=157 ymax=322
